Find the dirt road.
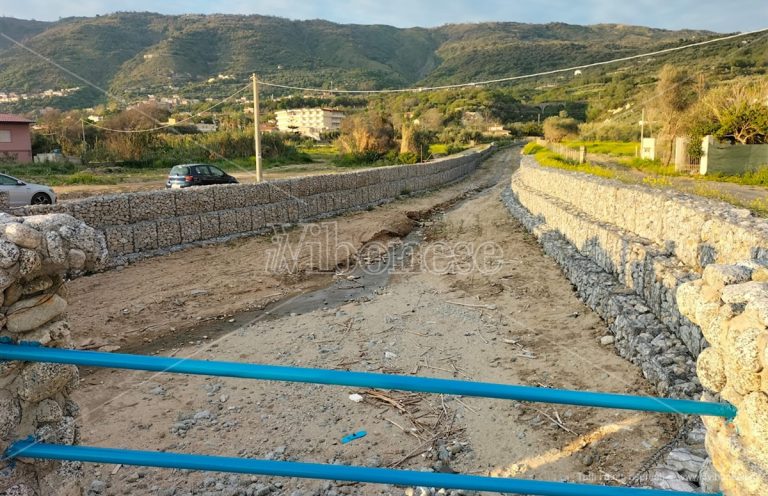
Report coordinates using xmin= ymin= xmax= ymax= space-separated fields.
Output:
xmin=590 ymin=154 xmax=768 ymax=212
xmin=68 ymin=148 xmax=676 ymax=495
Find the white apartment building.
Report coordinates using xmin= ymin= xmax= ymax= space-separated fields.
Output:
xmin=274 ymin=108 xmax=345 ymax=139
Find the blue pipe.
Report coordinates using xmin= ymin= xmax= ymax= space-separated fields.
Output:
xmin=4 ymin=441 xmax=720 ymax=496
xmin=0 ymin=343 xmax=736 ymax=418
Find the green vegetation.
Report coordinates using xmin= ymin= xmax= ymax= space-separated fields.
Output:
xmin=699 ymin=166 xmax=768 ymax=187
xmin=619 ymin=157 xmax=679 ymax=176
xmin=298 ymin=144 xmax=338 ymax=158
xmin=0 ymin=17 xmax=52 ymax=50
xmin=522 ymin=142 xmax=546 ymax=155
xmin=565 ymin=141 xmax=639 ymax=157
xmin=2 ymin=12 xmax=765 ymax=113
xmin=428 ymin=143 xmax=466 ymax=156
xmin=527 ymin=145 xmax=616 ymax=179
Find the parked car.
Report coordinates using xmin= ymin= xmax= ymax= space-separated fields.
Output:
xmin=165 ymin=164 xmax=238 ymax=189
xmin=0 ymin=173 xmax=56 ymax=206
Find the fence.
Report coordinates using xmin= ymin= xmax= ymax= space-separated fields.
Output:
xmin=0 ymin=342 xmax=734 ymax=496
xmin=673 ymin=137 xmax=701 ymax=174
xmin=537 ymin=139 xmax=587 ymax=163
xmin=700 ymin=136 xmax=768 ymax=175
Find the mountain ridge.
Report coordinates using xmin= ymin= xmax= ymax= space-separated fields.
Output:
xmin=1 ymin=12 xmax=763 ymax=112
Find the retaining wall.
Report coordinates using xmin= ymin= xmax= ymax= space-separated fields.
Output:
xmin=677 ymin=266 xmax=768 ymax=496
xmin=507 ymin=155 xmax=768 ymax=495
xmin=512 ymin=157 xmax=705 ymax=356
xmin=14 ymin=146 xmax=495 ymax=265
xmin=0 ymin=213 xmax=107 ymax=495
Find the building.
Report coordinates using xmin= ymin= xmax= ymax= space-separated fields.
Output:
xmin=274 ymin=108 xmax=344 ymax=139
xmin=0 ymin=114 xmax=33 ymax=163
xmin=194 ymin=122 xmax=218 ymax=133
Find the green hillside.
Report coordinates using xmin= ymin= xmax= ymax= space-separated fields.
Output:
xmin=0 ymin=12 xmax=765 ymax=113
xmin=0 ymin=17 xmax=53 ymax=50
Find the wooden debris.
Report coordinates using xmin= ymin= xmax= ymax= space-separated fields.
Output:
xmin=446 ymin=301 xmax=497 ymax=310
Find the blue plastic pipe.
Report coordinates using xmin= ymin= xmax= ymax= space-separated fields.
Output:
xmin=4 ymin=441 xmax=720 ymax=496
xmin=0 ymin=343 xmax=736 ymax=418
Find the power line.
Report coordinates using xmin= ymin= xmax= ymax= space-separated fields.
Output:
xmin=85 ymin=83 xmax=250 ymax=133
xmin=257 ymin=27 xmax=768 ymax=94
xmin=587 ymin=29 xmax=768 ymax=133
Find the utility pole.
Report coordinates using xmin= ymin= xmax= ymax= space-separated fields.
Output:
xmin=640 ymin=108 xmax=645 ymax=142
xmin=252 ymin=74 xmax=263 ymax=182
xmin=81 ymin=118 xmax=87 ymax=156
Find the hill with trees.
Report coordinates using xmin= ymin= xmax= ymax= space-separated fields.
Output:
xmin=1 ymin=12 xmax=765 ymax=115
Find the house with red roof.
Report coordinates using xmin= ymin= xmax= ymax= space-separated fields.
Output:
xmin=0 ymin=114 xmax=33 ymax=163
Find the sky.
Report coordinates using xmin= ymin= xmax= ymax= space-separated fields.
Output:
xmin=1 ymin=0 xmax=766 ymax=32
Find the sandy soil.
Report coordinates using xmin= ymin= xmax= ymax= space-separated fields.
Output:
xmin=66 ymin=151 xmax=510 ymax=354
xmin=67 ymin=148 xmax=676 ymax=495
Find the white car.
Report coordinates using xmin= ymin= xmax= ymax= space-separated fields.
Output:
xmin=0 ymin=173 xmax=56 ymax=206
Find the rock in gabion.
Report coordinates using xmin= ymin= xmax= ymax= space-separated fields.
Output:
xmin=680 ymin=270 xmax=768 ymax=496
xmin=0 ymin=213 xmax=107 ymax=495
xmin=11 ymin=147 xmax=497 ymax=266
xmin=506 ymin=154 xmax=768 ymax=496
xmin=502 ymin=188 xmax=701 ymax=400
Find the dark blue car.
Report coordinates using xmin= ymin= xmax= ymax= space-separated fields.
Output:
xmin=166 ymin=164 xmax=238 ymax=189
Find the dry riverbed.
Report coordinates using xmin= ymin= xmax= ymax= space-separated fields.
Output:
xmin=68 ymin=148 xmax=678 ymax=495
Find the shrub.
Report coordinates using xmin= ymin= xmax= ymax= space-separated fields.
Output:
xmin=543 ymin=116 xmax=579 ymax=142
xmin=397 ymin=152 xmax=418 ymax=164
xmin=522 ymin=142 xmax=546 ymax=155
xmin=578 ymin=121 xmax=639 ymax=142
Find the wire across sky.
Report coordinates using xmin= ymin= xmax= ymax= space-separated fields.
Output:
xmin=255 ymin=27 xmax=768 ymax=94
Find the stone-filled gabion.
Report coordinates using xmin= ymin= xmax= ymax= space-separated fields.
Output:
xmin=511 ymin=160 xmax=704 ymax=357
xmin=507 ymin=153 xmax=768 ymax=496
xmin=501 ymin=189 xmax=701 ymax=400
xmin=0 ymin=212 xmax=107 ymax=496
xmin=678 ymin=266 xmax=768 ymax=496
xmin=515 ymin=156 xmax=768 ymax=271
xmin=12 ymin=146 xmax=497 ymax=265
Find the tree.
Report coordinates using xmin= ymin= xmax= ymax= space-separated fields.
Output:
xmin=35 ymin=109 xmax=89 ymax=156
xmin=337 ymin=113 xmax=394 ymax=156
xmin=542 ymin=115 xmax=579 ymax=142
xmin=655 ymin=65 xmax=695 ymax=163
xmin=701 ymin=81 xmax=768 ymax=144
xmin=683 ymin=80 xmax=768 ymax=159
xmin=418 ymin=108 xmax=445 ymax=131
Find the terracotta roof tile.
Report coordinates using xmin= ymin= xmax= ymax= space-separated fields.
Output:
xmin=0 ymin=114 xmax=33 ymax=123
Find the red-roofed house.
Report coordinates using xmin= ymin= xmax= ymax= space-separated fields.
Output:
xmin=0 ymin=114 xmax=33 ymax=163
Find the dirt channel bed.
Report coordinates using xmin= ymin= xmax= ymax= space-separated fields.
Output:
xmin=65 ymin=148 xmax=676 ymax=495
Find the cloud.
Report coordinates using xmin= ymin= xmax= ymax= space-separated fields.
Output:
xmin=0 ymin=0 xmax=764 ymax=32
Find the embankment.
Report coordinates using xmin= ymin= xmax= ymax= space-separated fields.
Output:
xmin=504 ymin=155 xmax=768 ymax=496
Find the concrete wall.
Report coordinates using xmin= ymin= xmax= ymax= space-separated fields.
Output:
xmin=0 ymin=213 xmax=107 ymax=495
xmin=701 ymin=136 xmax=768 ymax=176
xmin=14 ymin=146 xmax=495 ymax=265
xmin=508 ymin=155 xmax=768 ymax=495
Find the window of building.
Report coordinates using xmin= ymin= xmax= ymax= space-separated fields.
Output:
xmin=0 ymin=130 xmax=11 ymax=143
